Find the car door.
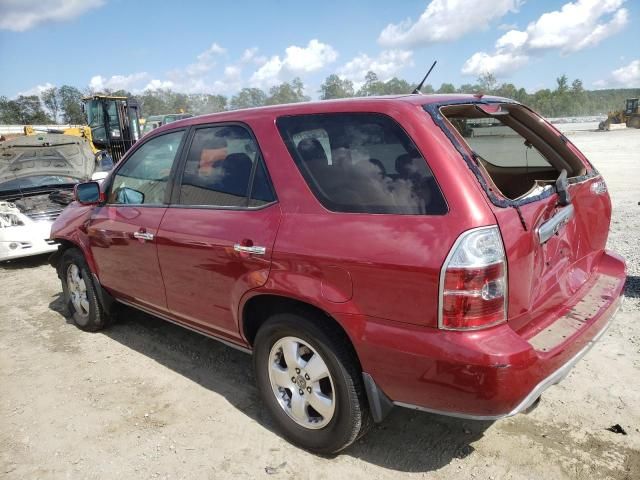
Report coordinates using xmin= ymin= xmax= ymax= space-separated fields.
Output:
xmin=87 ymin=129 xmax=186 ymax=311
xmin=156 ymin=124 xmax=281 ymax=338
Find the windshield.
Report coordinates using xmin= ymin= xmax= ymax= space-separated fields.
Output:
xmin=0 ymin=175 xmax=80 ymax=192
xmin=86 ymin=99 xmax=122 ymax=142
xmin=86 ymin=99 xmax=106 ymax=143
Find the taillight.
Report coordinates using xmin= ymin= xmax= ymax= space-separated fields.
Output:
xmin=439 ymin=226 xmax=507 ymax=330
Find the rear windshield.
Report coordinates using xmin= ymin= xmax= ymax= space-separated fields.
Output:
xmin=277 ymin=113 xmax=447 ymax=215
xmin=436 ymin=103 xmax=588 ymax=201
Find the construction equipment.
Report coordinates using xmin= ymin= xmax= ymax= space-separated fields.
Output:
xmin=599 ymin=98 xmax=640 ymax=130
xmin=83 ymin=95 xmax=141 ymax=161
xmin=24 ymin=95 xmax=142 ymax=163
xmin=141 ymin=112 xmax=193 ymax=136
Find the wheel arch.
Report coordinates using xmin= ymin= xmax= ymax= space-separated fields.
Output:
xmin=51 ymin=236 xmax=98 ymax=276
xmin=54 ymin=238 xmax=115 ymax=314
xmin=241 ymin=293 xmax=364 ymax=370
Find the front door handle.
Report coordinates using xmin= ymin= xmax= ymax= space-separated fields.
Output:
xmin=133 ymin=231 xmax=154 ymax=241
xmin=233 ymin=244 xmax=266 ymax=255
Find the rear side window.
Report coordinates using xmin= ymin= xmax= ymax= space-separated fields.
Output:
xmin=277 ymin=113 xmax=446 ymax=215
xmin=178 ymin=125 xmax=275 ymax=208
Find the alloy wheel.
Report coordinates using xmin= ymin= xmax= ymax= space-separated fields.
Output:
xmin=268 ymin=336 xmax=336 ymax=429
xmin=66 ymin=264 xmax=90 ymax=318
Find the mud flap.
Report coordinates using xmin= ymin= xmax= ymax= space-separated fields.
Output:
xmin=362 ymin=372 xmax=394 ymax=423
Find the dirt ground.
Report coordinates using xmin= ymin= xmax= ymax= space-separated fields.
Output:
xmin=1 ymin=128 xmax=639 ymax=480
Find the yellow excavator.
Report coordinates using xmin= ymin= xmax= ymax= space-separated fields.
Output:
xmin=599 ymin=98 xmax=640 ymax=130
xmin=24 ymin=95 xmax=142 ymax=163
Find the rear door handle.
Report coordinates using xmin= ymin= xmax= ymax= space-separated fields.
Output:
xmin=133 ymin=231 xmax=154 ymax=241
xmin=233 ymin=244 xmax=266 ymax=255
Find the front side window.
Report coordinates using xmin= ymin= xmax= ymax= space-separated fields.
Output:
xmin=177 ymin=125 xmax=275 ymax=208
xmin=277 ymin=113 xmax=447 ymax=215
xmin=108 ymin=130 xmax=184 ymax=205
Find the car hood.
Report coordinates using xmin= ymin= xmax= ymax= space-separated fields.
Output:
xmin=0 ymin=133 xmax=95 ymax=187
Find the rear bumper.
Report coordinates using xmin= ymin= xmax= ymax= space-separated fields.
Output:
xmin=350 ymin=250 xmax=626 ymax=421
xmin=393 ymin=298 xmax=619 ymax=420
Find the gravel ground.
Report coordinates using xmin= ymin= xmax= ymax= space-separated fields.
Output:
xmin=1 ymin=128 xmax=639 ymax=480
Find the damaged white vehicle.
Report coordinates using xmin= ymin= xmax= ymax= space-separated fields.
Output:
xmin=0 ymin=133 xmax=110 ymax=261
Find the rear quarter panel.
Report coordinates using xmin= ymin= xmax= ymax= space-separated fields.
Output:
xmin=242 ymin=102 xmax=497 ymax=328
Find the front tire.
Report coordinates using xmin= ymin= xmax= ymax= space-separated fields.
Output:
xmin=60 ymin=248 xmax=108 ymax=332
xmin=253 ymin=312 xmax=371 ymax=454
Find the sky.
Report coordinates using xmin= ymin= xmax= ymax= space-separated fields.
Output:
xmin=1 ymin=0 xmax=639 ymax=99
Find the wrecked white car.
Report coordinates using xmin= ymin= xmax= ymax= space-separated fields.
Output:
xmin=0 ymin=133 xmax=109 ymax=261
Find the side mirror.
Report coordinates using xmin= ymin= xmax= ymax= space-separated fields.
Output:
xmin=74 ymin=182 xmax=103 ymax=205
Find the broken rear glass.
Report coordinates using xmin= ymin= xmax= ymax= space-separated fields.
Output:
xmin=435 ymin=103 xmax=588 ymax=202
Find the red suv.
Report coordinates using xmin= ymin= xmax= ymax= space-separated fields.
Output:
xmin=50 ymin=95 xmax=625 ymax=454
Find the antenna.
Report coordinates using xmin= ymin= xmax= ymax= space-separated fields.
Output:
xmin=412 ymin=60 xmax=437 ymax=94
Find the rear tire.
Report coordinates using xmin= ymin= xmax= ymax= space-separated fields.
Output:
xmin=627 ymin=115 xmax=640 ymax=129
xmin=253 ymin=312 xmax=371 ymax=454
xmin=60 ymin=248 xmax=109 ymax=332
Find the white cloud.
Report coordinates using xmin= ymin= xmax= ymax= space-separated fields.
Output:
xmin=160 ymin=42 xmax=230 ymax=93
xmin=284 ymin=40 xmax=338 ymax=72
xmin=89 ymin=72 xmax=149 ymax=92
xmin=0 ymin=0 xmax=104 ymax=32
xmin=595 ymin=59 xmax=640 ymax=88
xmin=337 ymin=50 xmax=414 ymax=85
xmin=461 ymin=51 xmax=529 ymax=77
xmin=462 ymin=0 xmax=629 ymax=77
xmin=240 ymin=47 xmax=267 ymax=65
xmin=82 ymin=39 xmax=337 ymax=97
xmin=208 ymin=65 xmax=244 ymax=94
xmin=184 ymin=42 xmax=226 ymax=76
xmin=495 ymin=30 xmax=529 ymax=51
xmin=224 ymin=66 xmax=241 ymax=80
xmin=378 ymin=0 xmax=520 ymax=48
xmin=17 ymin=82 xmax=55 ymax=97
xmin=250 ymin=39 xmax=338 ymax=88
xmin=524 ymin=0 xmax=627 ymax=53
xmin=144 ymin=79 xmax=174 ymax=91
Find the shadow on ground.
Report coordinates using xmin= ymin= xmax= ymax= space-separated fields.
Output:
xmin=624 ymin=275 xmax=640 ymax=299
xmin=47 ymin=298 xmax=491 ymax=472
xmin=0 ymin=253 xmax=50 ymax=270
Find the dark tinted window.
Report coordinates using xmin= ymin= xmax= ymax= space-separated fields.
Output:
xmin=108 ymin=130 xmax=184 ymax=205
xmin=277 ymin=113 xmax=446 ymax=215
xmin=249 ymin=158 xmax=275 ymax=207
xmin=178 ymin=125 xmax=275 ymax=207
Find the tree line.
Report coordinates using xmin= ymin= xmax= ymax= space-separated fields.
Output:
xmin=1 ymin=72 xmax=638 ymax=125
